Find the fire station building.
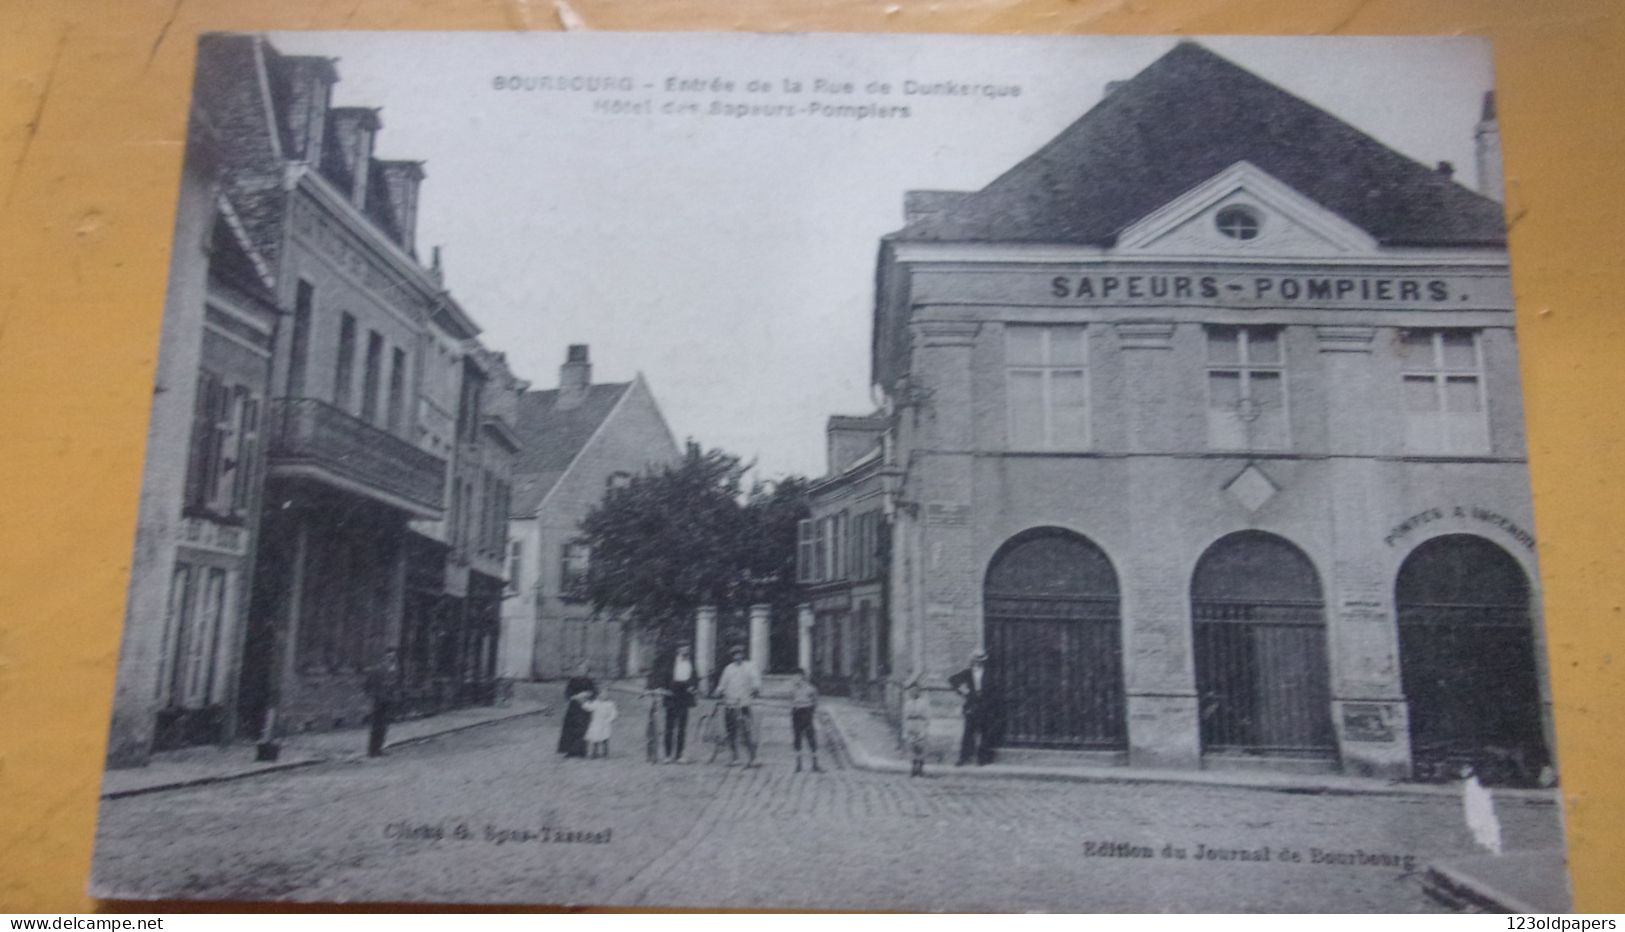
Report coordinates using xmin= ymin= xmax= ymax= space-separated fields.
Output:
xmin=873 ymin=43 xmax=1552 ymax=782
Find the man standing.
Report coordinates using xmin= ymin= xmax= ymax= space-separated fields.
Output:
xmin=365 ymin=647 xmax=400 ymax=758
xmin=947 ymin=648 xmax=995 ymax=766
xmin=713 ymin=644 xmax=761 ymax=767
xmin=647 ymin=642 xmax=700 ymax=762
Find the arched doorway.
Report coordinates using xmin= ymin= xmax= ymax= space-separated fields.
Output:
xmin=983 ymin=528 xmax=1124 ymax=749
xmin=1191 ymin=531 xmax=1334 ymax=756
xmin=1397 ymin=534 xmax=1548 ymax=784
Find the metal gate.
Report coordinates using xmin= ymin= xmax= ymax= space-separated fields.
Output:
xmin=983 ymin=528 xmax=1125 ymax=750
xmin=1397 ymin=535 xmax=1547 ymax=785
xmin=1191 ymin=532 xmax=1334 ymax=756
xmin=1193 ymin=598 xmax=1334 ymax=754
xmin=985 ymin=594 xmax=1125 ymax=748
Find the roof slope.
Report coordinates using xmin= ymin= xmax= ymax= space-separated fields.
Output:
xmin=510 ymin=383 xmax=632 ymax=514
xmin=892 ymin=42 xmax=1506 ymax=248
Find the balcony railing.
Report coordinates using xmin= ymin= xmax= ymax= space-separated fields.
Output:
xmin=268 ymin=398 xmax=446 ymax=517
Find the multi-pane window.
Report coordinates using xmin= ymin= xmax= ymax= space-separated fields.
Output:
xmin=1007 ymin=325 xmax=1089 ymax=449
xmin=560 ymin=541 xmax=592 ymax=598
xmin=334 ymin=313 xmax=357 ymax=410
xmin=830 ymin=513 xmax=848 ymax=581
xmin=456 ymin=364 xmax=486 ymax=444
xmin=799 ymin=511 xmax=882 ymax=584
xmin=287 ymin=280 xmax=314 ymax=397
xmin=228 ymin=388 xmax=260 ymax=513
xmin=360 ymin=330 xmax=384 ymax=424
xmin=1400 ymin=330 xmax=1489 ymax=455
xmin=796 ymin=519 xmax=815 ymax=583
xmin=812 ymin=518 xmax=829 ymax=581
xmin=1206 ymin=326 xmax=1288 ymax=450
xmin=847 ymin=510 xmax=883 ymax=581
xmin=506 ymin=540 xmax=523 ymax=596
xmin=386 ymin=347 xmax=407 ymax=434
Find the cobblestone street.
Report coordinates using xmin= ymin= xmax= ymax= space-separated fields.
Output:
xmin=93 ymin=707 xmax=1566 ymax=911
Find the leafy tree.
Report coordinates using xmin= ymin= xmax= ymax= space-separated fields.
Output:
xmin=576 ymin=445 xmax=809 ymax=648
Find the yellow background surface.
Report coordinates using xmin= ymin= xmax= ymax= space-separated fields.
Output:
xmin=2 ymin=0 xmax=1622 ymax=914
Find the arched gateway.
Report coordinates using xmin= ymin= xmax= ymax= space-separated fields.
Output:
xmin=982 ymin=528 xmax=1125 ymax=749
xmin=1191 ymin=531 xmax=1334 ymax=757
xmin=1396 ymin=534 xmax=1548 ymax=784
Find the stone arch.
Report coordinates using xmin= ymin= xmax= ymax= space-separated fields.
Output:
xmin=1190 ymin=530 xmax=1334 ymax=757
xmin=982 ymin=527 xmax=1124 ymax=749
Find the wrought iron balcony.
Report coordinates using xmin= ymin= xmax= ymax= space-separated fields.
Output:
xmin=267 ymin=398 xmax=446 ymax=517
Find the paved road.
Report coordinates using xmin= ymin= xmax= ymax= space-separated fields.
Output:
xmin=92 ymin=707 xmax=1565 ymax=911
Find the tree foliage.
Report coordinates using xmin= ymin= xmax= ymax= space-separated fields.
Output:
xmin=576 ymin=445 xmax=809 ymax=645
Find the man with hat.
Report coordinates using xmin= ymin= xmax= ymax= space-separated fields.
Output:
xmin=947 ymin=647 xmax=996 ymax=766
xmin=712 ymin=643 xmax=761 ymax=767
xmin=646 ymin=641 xmax=700 ymax=762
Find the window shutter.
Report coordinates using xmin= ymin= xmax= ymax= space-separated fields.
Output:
xmin=184 ymin=374 xmax=214 ymax=511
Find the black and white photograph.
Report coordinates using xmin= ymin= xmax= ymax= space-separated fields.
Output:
xmin=90 ymin=31 xmax=1569 ymax=911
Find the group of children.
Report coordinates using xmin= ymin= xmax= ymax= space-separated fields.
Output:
xmin=571 ymin=667 xmax=939 ymax=778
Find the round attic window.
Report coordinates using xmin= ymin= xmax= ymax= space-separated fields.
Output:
xmin=1215 ymin=205 xmax=1261 ymax=241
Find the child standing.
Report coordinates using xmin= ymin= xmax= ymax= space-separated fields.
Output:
xmin=903 ymin=677 xmax=931 ymax=778
xmin=789 ymin=668 xmax=823 ymax=773
xmin=584 ymin=695 xmax=619 ymax=758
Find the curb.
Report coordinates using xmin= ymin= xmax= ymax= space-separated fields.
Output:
xmin=382 ymin=705 xmax=547 ymax=751
xmin=101 ymin=706 xmax=547 ymax=800
xmin=1424 ymin=862 xmax=1543 ymax=914
xmin=818 ymin=703 xmax=1561 ymax=803
xmin=100 ymin=758 xmax=325 ymax=800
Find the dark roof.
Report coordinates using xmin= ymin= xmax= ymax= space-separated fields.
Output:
xmin=891 ymin=42 xmax=1507 ymax=248
xmin=510 ymin=383 xmax=632 ymax=514
xmin=207 ymin=211 xmax=274 ymax=303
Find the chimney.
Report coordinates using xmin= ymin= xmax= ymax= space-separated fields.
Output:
xmin=376 ymin=160 xmax=425 ymax=255
xmin=1103 ymin=79 xmax=1127 ymax=96
xmin=1475 ymin=90 xmax=1504 ymax=203
xmin=557 ymin=344 xmax=591 ymax=410
xmin=279 ymin=55 xmax=338 ymax=166
xmin=826 ymin=415 xmax=888 ymax=475
xmin=1436 ymin=161 xmax=1455 ymax=180
xmin=326 ymin=107 xmax=381 ymax=209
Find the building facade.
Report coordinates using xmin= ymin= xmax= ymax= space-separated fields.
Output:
xmin=107 ymin=35 xmax=523 ymax=766
xmin=872 ymin=43 xmax=1552 ymax=784
xmin=403 ymin=320 xmax=525 ymax=717
xmin=502 ymin=346 xmax=681 ymax=681
xmin=797 ymin=416 xmax=891 ymax=700
xmin=105 ymin=108 xmax=282 ymax=766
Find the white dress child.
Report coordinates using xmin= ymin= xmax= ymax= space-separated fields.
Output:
xmin=585 ymin=698 xmax=619 ymax=745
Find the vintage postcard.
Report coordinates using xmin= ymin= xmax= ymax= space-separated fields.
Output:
xmin=90 ymin=31 xmax=1569 ymax=911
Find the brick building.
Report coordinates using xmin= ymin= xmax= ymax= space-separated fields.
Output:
xmin=105 ymin=106 xmax=282 ymax=766
xmin=502 ymin=346 xmax=681 ymax=681
xmin=870 ymin=43 xmax=1551 ymax=783
xmin=107 ymin=35 xmax=525 ymax=765
xmin=797 ymin=416 xmax=891 ymax=700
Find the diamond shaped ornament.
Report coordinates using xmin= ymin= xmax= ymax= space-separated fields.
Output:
xmin=1225 ymin=464 xmax=1278 ymax=512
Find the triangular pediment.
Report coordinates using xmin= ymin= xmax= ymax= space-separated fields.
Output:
xmin=1113 ymin=161 xmax=1379 ymax=258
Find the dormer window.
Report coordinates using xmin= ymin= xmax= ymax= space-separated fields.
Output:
xmin=1215 ymin=205 xmax=1261 ymax=241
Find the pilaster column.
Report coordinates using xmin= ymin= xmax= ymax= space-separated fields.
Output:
xmin=695 ymin=605 xmax=717 ymax=681
xmin=797 ymin=603 xmax=813 ymax=673
xmin=749 ymin=603 xmax=771 ymax=675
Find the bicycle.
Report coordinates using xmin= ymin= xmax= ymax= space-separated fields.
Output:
xmin=694 ymin=698 xmax=757 ymax=765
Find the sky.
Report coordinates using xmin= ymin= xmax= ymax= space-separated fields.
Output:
xmin=268 ymin=32 xmax=1496 ymax=480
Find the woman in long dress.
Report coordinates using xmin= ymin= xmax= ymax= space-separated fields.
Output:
xmin=557 ymin=661 xmax=596 ymax=758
